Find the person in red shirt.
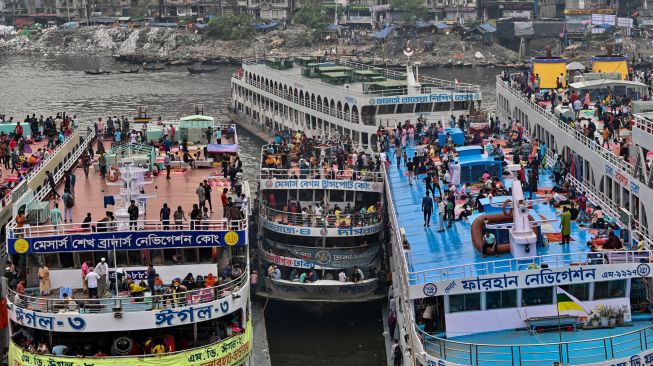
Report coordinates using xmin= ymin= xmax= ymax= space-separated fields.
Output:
xmin=221 ymin=188 xmax=229 ymax=218
xmin=15 ymin=123 xmax=23 ymax=139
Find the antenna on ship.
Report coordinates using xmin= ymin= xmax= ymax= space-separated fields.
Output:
xmin=403 ymin=42 xmax=420 ymax=93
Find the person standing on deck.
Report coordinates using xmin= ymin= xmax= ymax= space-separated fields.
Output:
xmin=62 ymin=190 xmax=74 ymax=223
xmin=147 ymin=265 xmax=156 ymax=293
xmin=98 ymin=153 xmax=107 ymax=180
xmin=128 ymin=200 xmax=139 ymax=231
xmin=50 ymin=202 xmax=62 ymax=230
xmin=196 ymin=182 xmax=206 ymax=212
xmin=215 ymin=127 xmax=222 ymax=144
xmin=421 ymin=192 xmax=433 ymax=227
xmin=560 ymin=206 xmax=572 ymax=245
xmin=81 ymin=260 xmax=89 ymax=295
xmin=160 ymin=203 xmax=171 ymax=230
xmin=164 ymin=153 xmax=171 ymax=179
xmin=204 ymin=179 xmax=213 ymax=213
xmin=406 ymin=158 xmax=415 ymax=186
xmin=95 ymin=258 xmax=109 ymax=297
xmin=38 ymin=264 xmax=51 ymax=296
xmin=436 ymin=197 xmax=446 ymax=232
xmin=85 ymin=267 xmax=100 ymax=299
xmin=46 ymin=171 xmax=60 ymax=199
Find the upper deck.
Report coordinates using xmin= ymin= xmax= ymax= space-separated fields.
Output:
xmin=385 ymin=147 xmax=652 ymax=298
xmin=240 ymin=56 xmax=482 ymax=99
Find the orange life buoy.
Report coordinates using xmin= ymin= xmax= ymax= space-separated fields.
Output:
xmin=502 ymin=199 xmax=514 ymax=216
xmin=107 ymin=166 xmax=121 ymax=182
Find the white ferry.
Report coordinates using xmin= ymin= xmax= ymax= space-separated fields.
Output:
xmin=254 ymin=137 xmax=386 ymax=305
xmin=383 ymin=55 xmax=653 ymax=366
xmin=3 ymin=117 xmax=253 ymax=366
xmin=229 ymin=56 xmax=484 ymax=149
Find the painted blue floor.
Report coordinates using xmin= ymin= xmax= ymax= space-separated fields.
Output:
xmin=426 ymin=320 xmax=653 ymax=365
xmin=386 ymin=147 xmax=601 ymax=284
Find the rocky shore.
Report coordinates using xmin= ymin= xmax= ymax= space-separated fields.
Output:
xmin=0 ymin=25 xmax=520 ymax=66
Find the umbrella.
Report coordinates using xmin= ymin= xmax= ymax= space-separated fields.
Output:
xmin=566 ymin=61 xmax=586 ymax=71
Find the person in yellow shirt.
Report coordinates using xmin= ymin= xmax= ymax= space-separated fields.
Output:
xmin=151 ymin=342 xmax=166 ymax=354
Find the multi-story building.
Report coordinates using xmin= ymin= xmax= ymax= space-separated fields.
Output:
xmin=538 ymin=0 xmax=564 ymax=18
xmin=54 ymin=0 xmax=84 ymax=19
xmin=426 ymin=0 xmax=476 ymax=22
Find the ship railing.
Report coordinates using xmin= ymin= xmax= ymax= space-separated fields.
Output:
xmin=7 ymin=270 xmax=248 ymax=314
xmin=634 ymin=114 xmax=653 ymax=136
xmin=496 ymin=75 xmax=635 ymax=177
xmin=259 ymin=204 xmax=381 ymax=229
xmin=408 ymin=250 xmax=653 ymax=285
xmin=6 ymin=218 xmax=247 ymax=239
xmin=0 ymin=126 xmax=86 ymax=209
xmin=259 ymin=167 xmax=384 ymax=182
xmin=416 ymin=322 xmax=653 ymax=366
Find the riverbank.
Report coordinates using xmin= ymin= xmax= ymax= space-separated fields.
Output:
xmin=0 ymin=25 xmax=520 ymax=67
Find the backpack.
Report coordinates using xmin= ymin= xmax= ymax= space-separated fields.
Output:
xmin=65 ymin=195 xmax=74 ymax=208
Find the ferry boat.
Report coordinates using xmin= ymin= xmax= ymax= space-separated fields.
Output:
xmin=382 ymin=54 xmax=653 ymax=366
xmin=254 ymin=137 xmax=386 ymax=306
xmin=229 ymin=56 xmax=484 ymax=149
xmin=3 ymin=115 xmax=253 ymax=366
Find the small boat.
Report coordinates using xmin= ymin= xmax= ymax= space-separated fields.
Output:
xmin=84 ymin=69 xmax=111 ymax=75
xmin=118 ymin=68 xmax=140 ymax=74
xmin=143 ymin=63 xmax=165 ymax=71
xmin=443 ymin=61 xmax=454 ymax=68
xmin=463 ymin=62 xmax=473 ymax=68
xmin=453 ymin=61 xmax=464 ymax=68
xmin=168 ymin=59 xmax=191 ymax=66
xmin=188 ymin=66 xmax=220 ymax=74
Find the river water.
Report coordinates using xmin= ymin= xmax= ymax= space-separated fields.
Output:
xmin=0 ymin=54 xmax=500 ymax=365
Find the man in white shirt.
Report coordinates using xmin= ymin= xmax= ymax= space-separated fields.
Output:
xmin=94 ymin=258 xmax=109 ymax=297
xmin=273 ymin=266 xmax=281 ymax=280
xmin=85 ymin=268 xmax=100 ymax=299
xmin=338 ymin=270 xmax=347 ymax=282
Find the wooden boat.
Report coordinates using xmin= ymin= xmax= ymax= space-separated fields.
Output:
xmin=169 ymin=59 xmax=191 ymax=66
xmin=84 ymin=69 xmax=111 ymax=75
xmin=143 ymin=63 xmax=165 ymax=71
xmin=443 ymin=61 xmax=454 ymax=68
xmin=453 ymin=61 xmax=465 ymax=68
xmin=118 ymin=68 xmax=140 ymax=74
xmin=462 ymin=62 xmax=473 ymax=68
xmin=188 ymin=66 xmax=220 ymax=74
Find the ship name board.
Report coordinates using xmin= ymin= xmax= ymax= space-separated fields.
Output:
xmin=412 ymin=263 xmax=652 ymax=299
xmin=261 ymin=179 xmax=382 ymax=192
xmin=262 ymin=219 xmax=381 ymax=237
xmin=368 ymin=92 xmax=481 ymax=105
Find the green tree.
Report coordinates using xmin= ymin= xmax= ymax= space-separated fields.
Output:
xmin=293 ymin=4 xmax=331 ymax=30
xmin=208 ymin=14 xmax=255 ymax=40
xmin=390 ymin=0 xmax=425 ymax=24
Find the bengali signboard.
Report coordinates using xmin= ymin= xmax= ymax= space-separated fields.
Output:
xmin=368 ymin=92 xmax=482 ymax=106
xmin=7 ymin=284 xmax=249 ymax=332
xmin=264 ymin=239 xmax=381 ymax=269
xmin=9 ymin=320 xmax=252 ymax=366
xmin=260 ymin=179 xmax=383 ymax=192
xmin=262 ymin=218 xmax=381 ymax=237
xmin=8 ymin=230 xmax=246 ymax=254
xmin=411 ymin=263 xmax=653 ymax=300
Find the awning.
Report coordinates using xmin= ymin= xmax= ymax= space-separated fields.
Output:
xmin=477 ymin=23 xmax=496 ymax=33
xmin=326 ymin=23 xmax=348 ymax=30
xmin=566 ymin=61 xmax=585 ymax=71
xmin=207 ymin=144 xmax=239 ymax=154
xmin=434 ymin=22 xmax=449 ymax=30
xmin=372 ymin=24 xmax=395 ymax=39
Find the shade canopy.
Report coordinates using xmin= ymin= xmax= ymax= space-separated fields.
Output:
xmin=566 ymin=61 xmax=586 ymax=71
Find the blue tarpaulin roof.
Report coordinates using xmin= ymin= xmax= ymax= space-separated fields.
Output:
xmin=415 ymin=20 xmax=433 ymax=29
xmin=434 ymin=22 xmax=449 ymax=30
xmin=477 ymin=23 xmax=497 ymax=33
xmin=373 ymin=24 xmax=395 ymax=39
xmin=195 ymin=23 xmax=208 ymax=29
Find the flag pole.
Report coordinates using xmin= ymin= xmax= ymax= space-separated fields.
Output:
xmin=555 ymin=285 xmax=563 ymax=364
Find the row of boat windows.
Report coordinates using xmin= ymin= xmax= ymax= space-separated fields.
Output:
xmin=449 ymin=280 xmax=626 ymax=313
xmin=376 ymin=102 xmax=471 ymax=115
xmin=33 ymin=248 xmax=245 ymax=270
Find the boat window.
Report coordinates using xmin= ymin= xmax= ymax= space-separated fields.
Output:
xmin=184 ymin=249 xmax=199 ymax=264
xmin=486 ymin=290 xmax=517 ymax=309
xmin=198 ymin=247 xmax=214 ymax=263
xmin=115 ymin=251 xmax=129 ymax=266
xmin=453 ymin=101 xmax=468 ymax=111
xmin=150 ymin=249 xmax=164 ymax=265
xmin=415 ymin=103 xmax=432 ymax=113
xmin=559 ymin=283 xmax=589 ymax=301
xmin=330 ymin=190 xmax=345 ymax=202
xmin=377 ymin=105 xmax=396 ymax=115
xmin=434 ymin=102 xmax=449 ymax=112
xmin=288 ymin=190 xmax=298 ymax=201
xmin=345 ymin=191 xmax=354 ymax=202
xmin=59 ymin=253 xmax=75 ymax=269
xmin=522 ymin=286 xmax=554 ymax=306
xmin=299 ymin=189 xmax=313 ymax=202
xmin=594 ymin=280 xmax=626 ymax=300
xmin=129 ymin=250 xmax=145 ymax=266
xmin=164 ymin=249 xmax=183 ymax=265
xmin=397 ymin=103 xmax=414 ymax=114
xmin=79 ymin=251 xmax=94 ymax=268
xmin=314 ymin=190 xmax=324 ymax=202
xmin=449 ymin=293 xmax=481 ymax=313
xmin=43 ymin=253 xmax=60 ymax=269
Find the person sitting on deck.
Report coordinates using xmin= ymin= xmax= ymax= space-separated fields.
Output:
xmin=482 ymin=231 xmax=497 ymax=258
xmin=602 ymin=230 xmax=623 ymax=250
